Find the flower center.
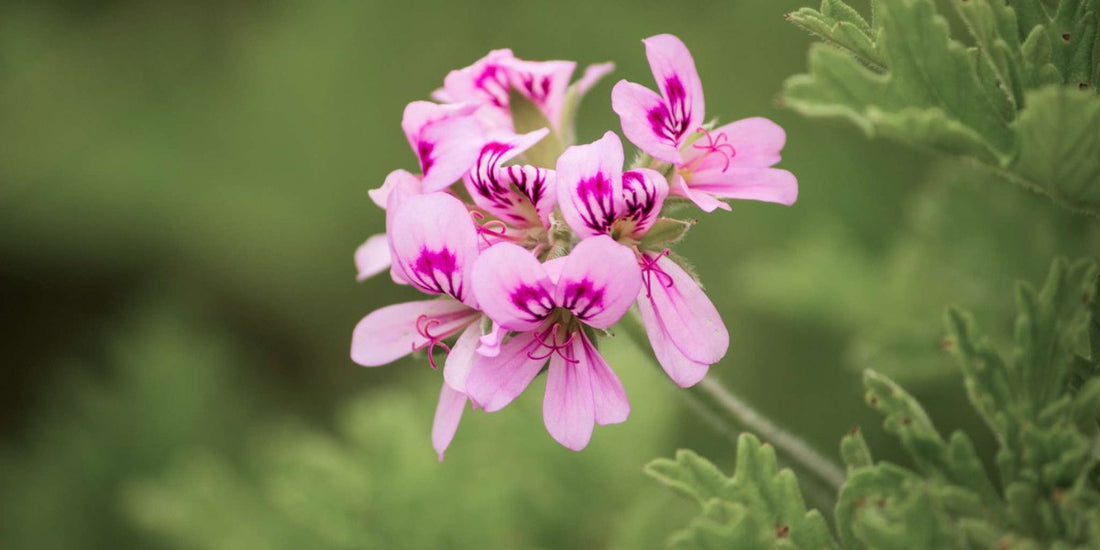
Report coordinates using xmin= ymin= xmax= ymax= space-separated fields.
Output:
xmin=682 ymin=127 xmax=737 ymax=178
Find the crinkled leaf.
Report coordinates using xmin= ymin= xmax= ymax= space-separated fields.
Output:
xmin=785 ymin=0 xmax=1100 ymax=215
xmin=1010 ymin=86 xmax=1100 ymax=215
xmin=645 ymin=434 xmax=839 ymax=549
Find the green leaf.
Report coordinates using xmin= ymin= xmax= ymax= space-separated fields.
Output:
xmin=645 ymin=435 xmax=839 ymax=549
xmin=1010 ymin=86 xmax=1100 ymax=214
xmin=785 ymin=0 xmax=1100 ymax=216
xmin=784 ymin=0 xmax=1015 ymax=163
xmin=786 ymin=1 xmax=885 ymax=70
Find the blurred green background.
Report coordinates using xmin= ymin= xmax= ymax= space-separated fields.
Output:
xmin=2 ymin=1 xmax=1097 ymax=548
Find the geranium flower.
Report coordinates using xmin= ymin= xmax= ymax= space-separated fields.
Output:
xmin=465 ymin=236 xmax=641 ymax=450
xmin=612 ymin=34 xmax=797 ymax=212
xmin=350 ymin=192 xmax=486 ymax=460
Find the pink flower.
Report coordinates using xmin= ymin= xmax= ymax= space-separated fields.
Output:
xmin=462 ymin=128 xmax=557 ymax=238
xmin=556 ymin=131 xmax=667 ymax=243
xmin=612 ymin=34 xmax=797 ymax=212
xmin=466 ymin=236 xmax=641 ymax=450
xmin=350 ymin=192 xmax=485 ymax=460
xmin=434 ymin=49 xmax=614 ymax=132
xmin=555 ymin=131 xmax=728 ymax=388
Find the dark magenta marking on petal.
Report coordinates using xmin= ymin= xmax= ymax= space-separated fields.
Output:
xmin=518 ymin=73 xmax=553 ymax=104
xmin=468 ymin=142 xmax=516 ymax=208
xmin=409 ymin=247 xmax=464 ymax=300
xmin=475 ymin=65 xmax=509 ymax=108
xmin=575 ymin=172 xmax=617 ymax=234
xmin=418 ymin=140 xmax=436 ymax=174
xmin=509 ymin=284 xmax=555 ymax=323
xmin=468 ymin=141 xmax=550 ymax=227
xmin=621 ymin=171 xmax=659 ymax=226
xmin=560 ymin=278 xmax=605 ymax=321
xmin=646 ymin=75 xmax=692 ymax=146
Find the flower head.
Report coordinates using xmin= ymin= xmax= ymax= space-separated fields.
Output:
xmin=352 ymin=35 xmax=797 ymax=457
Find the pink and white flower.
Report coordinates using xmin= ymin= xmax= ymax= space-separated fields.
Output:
xmin=351 ymin=192 xmax=485 ymax=460
xmin=612 ymin=34 xmax=797 ymax=212
xmin=463 ymin=128 xmax=558 ymax=244
xmin=556 ymin=131 xmax=728 ymax=387
xmin=465 ymin=236 xmax=641 ymax=450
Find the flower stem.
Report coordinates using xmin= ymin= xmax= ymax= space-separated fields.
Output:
xmin=692 ymin=375 xmax=846 ymax=492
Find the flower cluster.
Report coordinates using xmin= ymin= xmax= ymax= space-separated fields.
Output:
xmin=352 ymin=35 xmax=797 ymax=459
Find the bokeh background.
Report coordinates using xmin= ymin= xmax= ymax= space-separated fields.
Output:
xmin=2 ymin=0 xmax=1097 ymax=548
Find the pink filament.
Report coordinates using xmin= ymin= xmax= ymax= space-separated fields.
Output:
xmin=527 ymin=323 xmax=579 ymax=364
xmin=688 ymin=127 xmax=736 ymax=173
xmin=640 ymin=249 xmax=674 ymax=298
xmin=470 ymin=211 xmax=520 ymax=246
xmin=413 ymin=314 xmax=453 ymax=370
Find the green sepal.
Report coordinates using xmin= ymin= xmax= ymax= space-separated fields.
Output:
xmin=637 ymin=217 xmax=695 ymax=250
xmin=508 ymin=89 xmax=565 ymax=168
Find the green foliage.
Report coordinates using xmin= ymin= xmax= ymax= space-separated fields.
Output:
xmin=646 ymin=435 xmax=838 ymax=549
xmin=785 ymin=0 xmax=1100 ymax=215
xmin=652 ymin=258 xmax=1100 ymax=548
xmin=0 ymin=295 xmax=259 ymax=550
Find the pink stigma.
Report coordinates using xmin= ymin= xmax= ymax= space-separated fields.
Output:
xmin=640 ymin=249 xmax=674 ymax=298
xmin=527 ymin=323 xmax=579 ymax=364
xmin=690 ymin=127 xmax=736 ymax=173
xmin=413 ymin=314 xmax=453 ymax=370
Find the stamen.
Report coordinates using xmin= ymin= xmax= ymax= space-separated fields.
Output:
xmin=470 ymin=210 xmax=521 ymax=246
xmin=413 ymin=314 xmax=453 ymax=370
xmin=640 ymin=249 xmax=675 ymax=298
xmin=689 ymin=127 xmax=737 ymax=173
xmin=526 ymin=323 xmax=579 ymax=364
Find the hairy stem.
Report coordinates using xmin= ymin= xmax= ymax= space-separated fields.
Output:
xmin=692 ymin=375 xmax=847 ymax=492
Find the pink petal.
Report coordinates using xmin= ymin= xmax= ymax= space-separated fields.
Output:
xmin=712 ymin=117 xmax=787 ymax=168
xmin=350 ymin=299 xmax=477 ymax=367
xmin=401 ymin=101 xmax=479 ymax=148
xmin=470 ymin=242 xmax=555 ymax=331
xmin=636 ymin=294 xmax=710 ymax=387
xmin=389 ymin=193 xmax=481 ymax=305
xmin=574 ymin=62 xmax=616 ymax=96
xmin=443 ymin=322 xmax=483 ymax=394
xmin=578 ymin=334 xmax=630 ymax=425
xmin=431 ymin=383 xmax=468 ymax=462
xmin=554 ymin=235 xmax=641 ymax=329
xmin=465 ymin=330 xmax=546 ymax=412
xmin=354 ymin=234 xmax=391 ymax=281
xmin=369 ymin=169 xmax=422 ymax=210
xmin=639 ymin=253 xmax=728 ymax=365
xmin=556 ymin=131 xmax=624 ymax=238
xmin=611 ymin=80 xmax=684 ymax=164
xmin=670 ymin=173 xmax=730 ymax=213
xmin=440 ymin=50 xmax=515 ymax=106
xmin=417 ymin=115 xmax=486 ymax=192
xmin=543 ymin=336 xmax=595 ymax=451
xmin=476 ymin=321 xmax=504 ymax=357
xmin=620 ymin=168 xmax=668 ymax=239
xmin=643 ymin=34 xmax=704 ymax=141
xmin=686 ymin=167 xmax=798 ymax=207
